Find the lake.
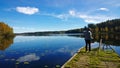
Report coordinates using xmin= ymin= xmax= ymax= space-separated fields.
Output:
xmin=0 ymin=34 xmax=120 ymax=68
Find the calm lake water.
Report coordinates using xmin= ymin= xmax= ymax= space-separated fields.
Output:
xmin=0 ymin=34 xmax=120 ymax=68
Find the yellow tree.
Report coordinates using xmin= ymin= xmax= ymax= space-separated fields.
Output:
xmin=0 ymin=22 xmax=14 ymax=38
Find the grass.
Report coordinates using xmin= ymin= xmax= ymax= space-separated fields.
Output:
xmin=63 ymin=47 xmax=120 ymax=68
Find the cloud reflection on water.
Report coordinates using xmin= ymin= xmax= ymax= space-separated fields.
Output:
xmin=17 ymin=53 xmax=40 ymax=62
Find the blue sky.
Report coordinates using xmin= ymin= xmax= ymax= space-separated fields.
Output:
xmin=0 ymin=0 xmax=120 ymax=33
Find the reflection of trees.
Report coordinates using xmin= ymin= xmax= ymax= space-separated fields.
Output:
xmin=93 ymin=33 xmax=120 ymax=46
xmin=0 ymin=36 xmax=14 ymax=51
xmin=67 ymin=33 xmax=120 ymax=46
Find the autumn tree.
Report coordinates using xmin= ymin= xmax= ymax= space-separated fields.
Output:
xmin=0 ymin=22 xmax=14 ymax=38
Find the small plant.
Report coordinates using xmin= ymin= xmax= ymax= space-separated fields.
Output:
xmin=44 ymin=65 xmax=48 ymax=68
xmin=24 ymin=62 xmax=29 ymax=64
xmin=56 ymin=65 xmax=60 ymax=68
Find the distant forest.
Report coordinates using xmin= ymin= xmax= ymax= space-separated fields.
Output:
xmin=66 ymin=19 xmax=120 ymax=34
xmin=88 ymin=19 xmax=120 ymax=33
xmin=16 ymin=18 xmax=120 ymax=35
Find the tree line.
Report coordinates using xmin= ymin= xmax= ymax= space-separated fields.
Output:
xmin=66 ymin=19 xmax=120 ymax=34
xmin=88 ymin=19 xmax=120 ymax=33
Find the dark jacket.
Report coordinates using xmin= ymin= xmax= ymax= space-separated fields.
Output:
xmin=84 ymin=30 xmax=93 ymax=40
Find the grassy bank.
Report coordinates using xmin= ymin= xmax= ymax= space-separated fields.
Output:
xmin=62 ymin=47 xmax=120 ymax=68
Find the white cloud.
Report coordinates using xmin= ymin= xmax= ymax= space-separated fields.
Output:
xmin=55 ymin=14 xmax=68 ymax=20
xmin=16 ymin=6 xmax=39 ymax=15
xmin=79 ymin=15 xmax=101 ymax=23
xmin=45 ymin=12 xmax=114 ymax=23
xmin=68 ymin=10 xmax=117 ymax=23
xmin=98 ymin=8 xmax=109 ymax=11
xmin=41 ymin=13 xmax=69 ymax=21
xmin=69 ymin=10 xmax=75 ymax=16
xmin=37 ymin=9 xmax=117 ymax=23
xmin=78 ymin=14 xmax=116 ymax=23
xmin=17 ymin=53 xmax=40 ymax=62
xmin=39 ymin=11 xmax=75 ymax=21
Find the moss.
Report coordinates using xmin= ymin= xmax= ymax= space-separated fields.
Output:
xmin=90 ymin=56 xmax=100 ymax=65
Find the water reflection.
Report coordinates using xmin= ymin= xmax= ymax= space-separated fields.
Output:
xmin=0 ymin=37 xmax=14 ymax=50
xmin=68 ymin=33 xmax=120 ymax=46
xmin=93 ymin=33 xmax=120 ymax=45
xmin=0 ymin=36 xmax=84 ymax=68
xmin=0 ymin=34 xmax=119 ymax=68
xmin=17 ymin=53 xmax=40 ymax=62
